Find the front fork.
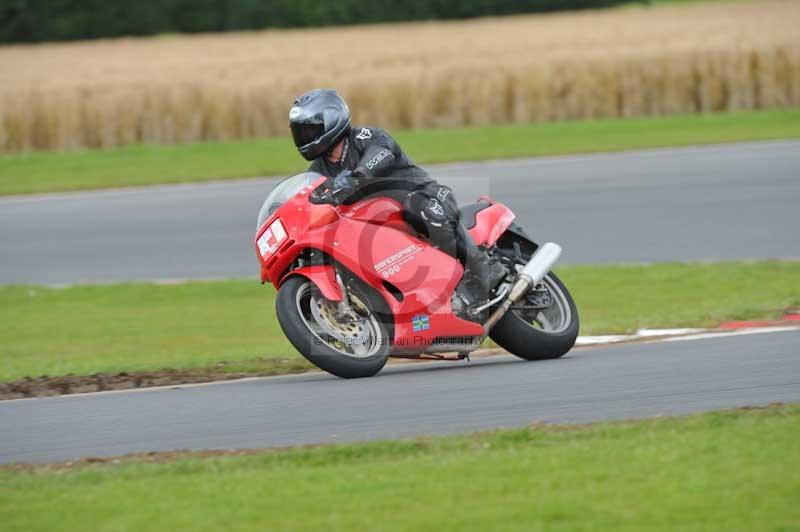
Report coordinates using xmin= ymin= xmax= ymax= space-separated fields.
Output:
xmin=334 ymin=271 xmax=358 ymax=319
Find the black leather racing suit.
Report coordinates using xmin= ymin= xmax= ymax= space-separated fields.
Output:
xmin=309 ymin=125 xmax=465 ymax=262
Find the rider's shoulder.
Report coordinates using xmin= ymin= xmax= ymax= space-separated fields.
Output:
xmin=350 ymin=125 xmax=391 ymax=143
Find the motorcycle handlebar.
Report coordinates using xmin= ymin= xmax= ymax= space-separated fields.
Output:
xmin=311 ymin=180 xmax=356 ymax=206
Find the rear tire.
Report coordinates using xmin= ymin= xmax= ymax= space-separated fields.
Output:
xmin=489 ymin=271 xmax=579 ymax=360
xmin=276 ymin=275 xmax=392 ymax=378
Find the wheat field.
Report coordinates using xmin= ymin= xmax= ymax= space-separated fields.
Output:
xmin=0 ymin=0 xmax=798 ymax=152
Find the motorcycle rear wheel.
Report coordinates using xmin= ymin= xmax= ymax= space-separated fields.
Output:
xmin=489 ymin=271 xmax=579 ymax=360
xmin=276 ymin=274 xmax=392 ymax=378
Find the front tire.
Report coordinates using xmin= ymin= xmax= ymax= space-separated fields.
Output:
xmin=489 ymin=271 xmax=579 ymax=360
xmin=276 ymin=275 xmax=392 ymax=378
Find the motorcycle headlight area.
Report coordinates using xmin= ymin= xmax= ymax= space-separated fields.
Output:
xmin=257 ymin=219 xmax=288 ymax=259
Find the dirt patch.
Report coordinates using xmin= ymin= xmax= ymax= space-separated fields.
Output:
xmin=0 ymin=357 xmax=314 ymax=400
xmin=0 ymin=448 xmax=282 ymax=473
xmin=0 ymin=350 xmax=509 ymax=401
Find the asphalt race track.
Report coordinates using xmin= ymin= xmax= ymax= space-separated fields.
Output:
xmin=2 ymin=141 xmax=799 ymax=465
xmin=1 ymin=140 xmax=798 ymax=285
xmin=1 ymin=329 xmax=799 ymax=464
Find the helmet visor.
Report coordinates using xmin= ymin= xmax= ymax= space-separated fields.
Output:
xmin=290 ymin=122 xmax=325 ymax=148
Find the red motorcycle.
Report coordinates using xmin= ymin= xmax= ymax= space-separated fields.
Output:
xmin=255 ymin=172 xmax=579 ymax=378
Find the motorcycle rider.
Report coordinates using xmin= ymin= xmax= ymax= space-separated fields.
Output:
xmin=289 ymin=88 xmax=506 ymax=296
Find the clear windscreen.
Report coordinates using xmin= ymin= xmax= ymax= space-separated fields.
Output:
xmin=257 ymin=172 xmax=324 ymax=229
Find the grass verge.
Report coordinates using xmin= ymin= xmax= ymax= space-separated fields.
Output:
xmin=1 ymin=404 xmax=798 ymax=531
xmin=1 ymin=108 xmax=798 ymax=195
xmin=1 ymin=261 xmax=798 ymax=384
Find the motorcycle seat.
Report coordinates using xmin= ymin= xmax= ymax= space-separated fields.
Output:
xmin=458 ymin=200 xmax=491 ymax=229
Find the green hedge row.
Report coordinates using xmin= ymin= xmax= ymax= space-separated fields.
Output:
xmin=1 ymin=0 xmax=634 ymax=43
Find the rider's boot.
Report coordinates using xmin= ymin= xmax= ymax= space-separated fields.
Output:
xmin=457 ymin=223 xmax=507 ymax=296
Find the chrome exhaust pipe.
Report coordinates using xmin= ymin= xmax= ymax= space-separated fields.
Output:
xmin=482 ymin=242 xmax=562 ymax=335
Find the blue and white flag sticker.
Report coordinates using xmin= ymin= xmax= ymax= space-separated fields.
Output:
xmin=412 ymin=314 xmax=431 ymax=332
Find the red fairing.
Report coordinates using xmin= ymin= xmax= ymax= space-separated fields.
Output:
xmin=340 ymin=197 xmax=405 ymax=226
xmin=255 ymin=189 xmax=503 ymax=350
xmin=281 ymin=265 xmax=342 ymax=301
xmin=469 ymin=202 xmax=515 ymax=248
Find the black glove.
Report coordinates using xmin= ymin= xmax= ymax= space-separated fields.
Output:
xmin=332 ymin=170 xmax=355 ymax=191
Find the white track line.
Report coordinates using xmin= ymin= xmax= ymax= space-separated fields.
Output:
xmin=575 ymin=328 xmax=705 ymax=345
xmin=635 ymin=328 xmax=705 ymax=337
xmin=660 ymin=326 xmax=800 ymax=343
xmin=575 ymin=335 xmax=634 ymax=345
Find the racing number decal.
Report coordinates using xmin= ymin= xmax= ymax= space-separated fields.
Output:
xmin=382 ymin=265 xmax=401 ymax=278
xmin=373 ymin=244 xmax=422 ymax=279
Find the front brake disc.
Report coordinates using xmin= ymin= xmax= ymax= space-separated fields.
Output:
xmin=310 ymin=295 xmax=370 ymax=345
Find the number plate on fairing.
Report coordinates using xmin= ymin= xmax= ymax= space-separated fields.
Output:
xmin=257 ymin=219 xmax=287 ymax=258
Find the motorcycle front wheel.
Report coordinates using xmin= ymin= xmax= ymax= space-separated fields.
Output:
xmin=276 ymin=275 xmax=392 ymax=378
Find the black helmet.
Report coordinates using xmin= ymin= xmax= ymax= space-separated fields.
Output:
xmin=289 ymin=89 xmax=351 ymax=161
